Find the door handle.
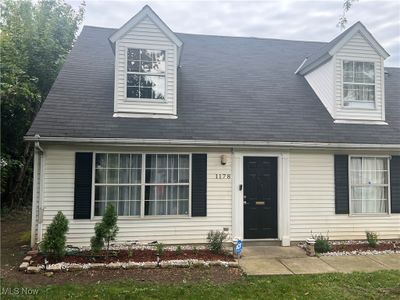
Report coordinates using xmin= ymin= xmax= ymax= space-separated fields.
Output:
xmin=243 ymin=201 xmax=248 ymax=205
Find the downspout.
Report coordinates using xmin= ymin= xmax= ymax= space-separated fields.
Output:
xmin=31 ymin=134 xmax=44 ymax=247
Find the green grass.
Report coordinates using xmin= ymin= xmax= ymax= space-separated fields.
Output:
xmin=1 ymin=271 xmax=400 ymax=299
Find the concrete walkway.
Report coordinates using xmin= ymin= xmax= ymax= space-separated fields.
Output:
xmin=239 ymin=246 xmax=400 ymax=275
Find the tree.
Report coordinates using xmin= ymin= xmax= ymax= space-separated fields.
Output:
xmin=0 ymin=0 xmax=85 ymax=209
xmin=90 ymin=204 xmax=119 ymax=258
xmin=338 ymin=0 xmax=358 ymax=29
xmin=41 ymin=211 xmax=69 ymax=259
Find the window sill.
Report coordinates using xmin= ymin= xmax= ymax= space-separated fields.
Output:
xmin=348 ymin=213 xmax=391 ymax=217
xmin=334 ymin=119 xmax=388 ymax=125
xmin=113 ymin=112 xmax=177 ymax=119
xmin=125 ymin=97 xmax=167 ymax=104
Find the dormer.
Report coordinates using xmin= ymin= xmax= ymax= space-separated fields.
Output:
xmin=296 ymin=22 xmax=390 ymax=124
xmin=109 ymin=6 xmax=183 ymax=118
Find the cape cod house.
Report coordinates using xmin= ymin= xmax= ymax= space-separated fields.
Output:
xmin=26 ymin=6 xmax=400 ymax=247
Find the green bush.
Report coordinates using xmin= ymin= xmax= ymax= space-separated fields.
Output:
xmin=41 ymin=211 xmax=69 ymax=259
xmin=156 ymin=243 xmax=164 ymax=256
xmin=366 ymin=231 xmax=378 ymax=248
xmin=311 ymin=232 xmax=331 ymax=253
xmin=90 ymin=204 xmax=119 ymax=258
xmin=175 ymin=245 xmax=183 ymax=255
xmin=207 ymin=230 xmax=228 ymax=254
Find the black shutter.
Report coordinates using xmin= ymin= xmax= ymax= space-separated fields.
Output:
xmin=334 ymin=155 xmax=349 ymax=214
xmin=390 ymin=156 xmax=400 ymax=213
xmin=74 ymin=152 xmax=93 ymax=219
xmin=191 ymin=154 xmax=207 ymax=217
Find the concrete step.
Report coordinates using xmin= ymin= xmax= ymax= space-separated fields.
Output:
xmin=243 ymin=240 xmax=281 ymax=246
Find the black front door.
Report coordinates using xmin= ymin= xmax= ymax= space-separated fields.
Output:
xmin=244 ymin=157 xmax=278 ymax=239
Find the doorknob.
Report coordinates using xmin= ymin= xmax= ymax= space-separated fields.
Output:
xmin=243 ymin=195 xmax=247 ymax=199
xmin=243 ymin=201 xmax=248 ymax=205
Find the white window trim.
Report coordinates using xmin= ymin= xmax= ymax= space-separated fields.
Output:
xmin=91 ymin=152 xmax=192 ymax=220
xmin=124 ymin=47 xmax=167 ymax=103
xmin=341 ymin=59 xmax=377 ymax=110
xmin=348 ymin=155 xmax=391 ymax=217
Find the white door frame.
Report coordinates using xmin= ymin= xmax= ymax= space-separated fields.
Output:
xmin=231 ymin=150 xmax=290 ymax=246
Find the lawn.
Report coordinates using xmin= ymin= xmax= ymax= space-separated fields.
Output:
xmin=1 ymin=270 xmax=400 ymax=299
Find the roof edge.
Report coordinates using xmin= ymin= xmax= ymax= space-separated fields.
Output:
xmin=108 ymin=5 xmax=183 ymax=48
xmin=24 ymin=136 xmax=400 ymax=150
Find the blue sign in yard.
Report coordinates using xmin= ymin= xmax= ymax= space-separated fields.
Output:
xmin=235 ymin=239 xmax=243 ymax=256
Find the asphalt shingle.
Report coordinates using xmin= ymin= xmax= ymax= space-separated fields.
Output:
xmin=27 ymin=26 xmax=400 ymax=145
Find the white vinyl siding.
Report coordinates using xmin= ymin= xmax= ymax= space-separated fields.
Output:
xmin=114 ymin=17 xmax=177 ymax=115
xmin=304 ymin=58 xmax=335 ymax=117
xmin=290 ymin=152 xmax=400 ymax=241
xmin=334 ymin=33 xmax=384 ymax=121
xmin=40 ymin=145 xmax=231 ymax=246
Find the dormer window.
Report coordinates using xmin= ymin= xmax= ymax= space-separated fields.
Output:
xmin=343 ymin=60 xmax=375 ymax=109
xmin=126 ymin=48 xmax=166 ymax=100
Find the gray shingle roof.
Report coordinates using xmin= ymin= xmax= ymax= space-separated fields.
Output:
xmin=27 ymin=26 xmax=400 ymax=145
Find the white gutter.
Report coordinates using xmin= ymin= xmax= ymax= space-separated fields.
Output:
xmin=24 ymin=136 xmax=400 ymax=151
xmin=31 ymin=134 xmax=44 ymax=247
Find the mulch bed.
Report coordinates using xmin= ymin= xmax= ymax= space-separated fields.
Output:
xmin=329 ymin=241 xmax=399 ymax=253
xmin=31 ymin=249 xmax=235 ymax=265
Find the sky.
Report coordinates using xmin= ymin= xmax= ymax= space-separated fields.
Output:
xmin=66 ymin=0 xmax=400 ymax=66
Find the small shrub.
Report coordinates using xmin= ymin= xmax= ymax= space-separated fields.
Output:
xmin=311 ymin=232 xmax=331 ymax=253
xmin=366 ymin=231 xmax=378 ymax=248
xmin=175 ymin=245 xmax=183 ymax=255
xmin=156 ymin=243 xmax=164 ymax=256
xmin=90 ymin=204 xmax=119 ymax=258
xmin=41 ymin=211 xmax=69 ymax=259
xmin=207 ymin=230 xmax=228 ymax=254
xmin=193 ymin=246 xmax=198 ymax=254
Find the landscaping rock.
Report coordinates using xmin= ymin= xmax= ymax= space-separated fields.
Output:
xmin=19 ymin=262 xmax=29 ymax=271
xmin=26 ymin=266 xmax=42 ymax=274
xmin=27 ymin=250 xmax=38 ymax=256
xmin=67 ymin=263 xmax=83 ymax=271
xmin=44 ymin=272 xmax=54 ymax=277
xmin=86 ymin=263 xmax=105 ymax=269
xmin=125 ymin=262 xmax=141 ymax=269
xmin=141 ymin=262 xmax=157 ymax=269
xmin=106 ymin=262 xmax=122 ymax=269
xmin=23 ymin=256 xmax=32 ymax=262
xmin=228 ymin=261 xmax=239 ymax=268
xmin=47 ymin=263 xmax=63 ymax=272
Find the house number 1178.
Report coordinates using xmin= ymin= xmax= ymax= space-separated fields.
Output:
xmin=215 ymin=174 xmax=231 ymax=179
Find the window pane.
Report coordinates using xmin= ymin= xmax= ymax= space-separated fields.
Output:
xmin=119 ymin=154 xmax=130 ymax=168
xmin=130 ymin=201 xmax=141 ymax=216
xmin=127 ymin=48 xmax=140 ymax=60
xmin=127 ymin=74 xmax=140 ymax=87
xmin=108 ymin=154 xmax=118 ymax=168
xmin=107 ymin=169 xmax=118 ymax=184
xmin=178 ymin=200 xmax=189 ymax=215
xmin=130 ymin=186 xmax=141 ymax=200
xmin=118 ymin=201 xmax=130 ymax=216
xmin=95 ymin=186 xmax=107 ymax=200
xmin=363 ymin=62 xmax=374 ymax=83
xmin=119 ymin=186 xmax=129 ymax=200
xmin=131 ymin=154 xmax=142 ymax=168
xmin=107 ymin=186 xmax=118 ymax=201
xmin=179 ymin=169 xmax=189 ymax=183
xmin=179 ymin=155 xmax=189 ymax=168
xmin=96 ymin=153 xmax=107 ymax=168
xmin=95 ymin=201 xmax=106 ymax=216
xmin=351 ymin=187 xmax=362 ymax=200
xmin=127 ymin=60 xmax=140 ymax=72
xmin=127 ymin=87 xmax=139 ymax=98
xmin=95 ymin=169 xmax=107 ymax=184
xmin=130 ymin=169 xmax=141 ymax=184
xmin=168 ymin=169 xmax=178 ymax=183
xmin=119 ymin=169 xmax=129 ymax=184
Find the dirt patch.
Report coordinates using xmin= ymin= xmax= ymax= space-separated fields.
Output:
xmin=330 ymin=242 xmax=399 ymax=253
xmin=31 ymin=249 xmax=234 ymax=265
xmin=1 ymin=208 xmax=31 ymax=268
xmin=1 ymin=266 xmax=243 ymax=287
